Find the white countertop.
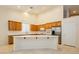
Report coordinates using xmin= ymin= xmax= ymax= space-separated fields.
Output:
xmin=8 ymin=31 xmax=27 ymax=35
xmin=13 ymin=35 xmax=58 ymax=37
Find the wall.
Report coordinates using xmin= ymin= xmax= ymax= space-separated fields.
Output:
xmin=0 ymin=9 xmax=8 ymax=45
xmin=63 ymin=6 xmax=70 ymax=18
xmin=76 ymin=16 xmax=79 ymax=47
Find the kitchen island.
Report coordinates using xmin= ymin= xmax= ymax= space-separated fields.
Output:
xmin=13 ymin=35 xmax=58 ymax=51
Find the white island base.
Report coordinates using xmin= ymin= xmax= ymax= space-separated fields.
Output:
xmin=13 ymin=35 xmax=58 ymax=51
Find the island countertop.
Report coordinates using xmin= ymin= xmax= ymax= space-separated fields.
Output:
xmin=13 ymin=35 xmax=59 ymax=37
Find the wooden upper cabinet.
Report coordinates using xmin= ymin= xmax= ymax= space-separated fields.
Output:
xmin=8 ymin=21 xmax=14 ymax=31
xmin=8 ymin=21 xmax=22 ymax=31
xmin=16 ymin=22 xmax=22 ymax=31
xmin=56 ymin=21 xmax=61 ymax=27
xmin=52 ymin=21 xmax=61 ymax=27
xmin=8 ymin=21 xmax=10 ymax=30
xmin=30 ymin=21 xmax=61 ymax=31
xmin=30 ymin=24 xmax=39 ymax=31
xmin=13 ymin=21 xmax=16 ymax=30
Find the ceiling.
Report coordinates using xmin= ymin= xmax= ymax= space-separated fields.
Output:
xmin=0 ymin=5 xmax=59 ymax=15
xmin=64 ymin=5 xmax=79 ymax=17
xmin=68 ymin=5 xmax=79 ymax=16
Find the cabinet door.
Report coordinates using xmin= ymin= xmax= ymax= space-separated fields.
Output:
xmin=13 ymin=21 xmax=16 ymax=31
xmin=8 ymin=21 xmax=22 ymax=31
xmin=8 ymin=21 xmax=12 ymax=31
xmin=15 ymin=22 xmax=17 ymax=31
xmin=19 ymin=22 xmax=22 ymax=31
xmin=16 ymin=22 xmax=22 ymax=31
xmin=53 ymin=21 xmax=61 ymax=27
xmin=57 ymin=21 xmax=61 ymax=27
xmin=8 ymin=21 xmax=10 ymax=30
xmin=10 ymin=21 xmax=14 ymax=31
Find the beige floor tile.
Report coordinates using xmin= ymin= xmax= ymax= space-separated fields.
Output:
xmin=0 ymin=44 xmax=79 ymax=54
xmin=0 ymin=45 xmax=13 ymax=54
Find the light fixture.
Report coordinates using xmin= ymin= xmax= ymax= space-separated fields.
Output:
xmin=23 ymin=12 xmax=29 ymax=18
xmin=23 ymin=6 xmax=33 ymax=17
xmin=40 ymin=28 xmax=45 ymax=31
xmin=24 ymin=12 xmax=29 ymax=15
xmin=17 ymin=6 xmax=21 ymax=9
xmin=72 ymin=10 xmax=76 ymax=14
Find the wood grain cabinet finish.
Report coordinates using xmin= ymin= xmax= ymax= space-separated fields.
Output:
xmin=30 ymin=25 xmax=40 ymax=31
xmin=30 ymin=21 xmax=61 ymax=31
xmin=17 ymin=22 xmax=22 ymax=31
xmin=8 ymin=35 xmax=13 ymax=44
xmin=8 ymin=21 xmax=22 ymax=31
xmin=8 ymin=21 xmax=14 ymax=30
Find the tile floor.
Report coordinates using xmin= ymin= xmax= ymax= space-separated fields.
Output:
xmin=0 ymin=44 xmax=79 ymax=54
xmin=0 ymin=45 xmax=13 ymax=54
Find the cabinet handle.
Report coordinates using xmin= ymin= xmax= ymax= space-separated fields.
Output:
xmin=24 ymin=37 xmax=26 ymax=39
xmin=47 ymin=37 xmax=49 ymax=39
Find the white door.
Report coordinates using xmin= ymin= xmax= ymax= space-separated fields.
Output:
xmin=62 ymin=20 xmax=76 ymax=46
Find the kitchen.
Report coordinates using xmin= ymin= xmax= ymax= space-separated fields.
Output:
xmin=1 ymin=5 xmax=79 ymax=54
xmin=7 ymin=5 xmax=62 ymax=51
xmin=8 ymin=19 xmax=62 ymax=51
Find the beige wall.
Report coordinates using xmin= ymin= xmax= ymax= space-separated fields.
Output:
xmin=0 ymin=9 xmax=8 ymax=45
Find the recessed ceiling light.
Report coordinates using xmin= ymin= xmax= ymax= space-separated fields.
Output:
xmin=24 ymin=12 xmax=28 ymax=15
xmin=40 ymin=28 xmax=45 ymax=31
xmin=72 ymin=10 xmax=76 ymax=14
xmin=23 ymin=12 xmax=29 ymax=18
xmin=17 ymin=6 xmax=21 ymax=9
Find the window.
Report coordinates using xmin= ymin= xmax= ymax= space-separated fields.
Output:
xmin=22 ymin=23 xmax=30 ymax=32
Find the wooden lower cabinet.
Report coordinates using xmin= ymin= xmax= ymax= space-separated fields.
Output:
xmin=8 ymin=35 xmax=13 ymax=44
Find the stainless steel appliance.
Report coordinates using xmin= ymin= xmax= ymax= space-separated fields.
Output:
xmin=52 ymin=27 xmax=61 ymax=44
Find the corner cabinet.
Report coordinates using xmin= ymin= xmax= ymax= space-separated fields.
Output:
xmin=8 ymin=21 xmax=22 ymax=31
